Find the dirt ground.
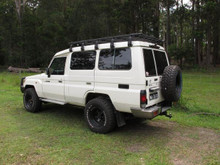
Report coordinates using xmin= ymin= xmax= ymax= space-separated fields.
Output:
xmin=122 ymin=120 xmax=220 ymax=165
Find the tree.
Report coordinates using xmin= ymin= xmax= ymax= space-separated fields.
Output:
xmin=0 ymin=0 xmax=219 ymax=68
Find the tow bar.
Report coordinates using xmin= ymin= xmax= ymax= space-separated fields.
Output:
xmin=160 ymin=111 xmax=172 ymax=119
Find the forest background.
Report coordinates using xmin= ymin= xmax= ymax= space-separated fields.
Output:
xmin=0 ymin=0 xmax=219 ymax=68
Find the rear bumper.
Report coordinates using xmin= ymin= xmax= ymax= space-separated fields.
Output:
xmin=131 ymin=105 xmax=171 ymax=119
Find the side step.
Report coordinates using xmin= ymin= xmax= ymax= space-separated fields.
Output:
xmin=40 ymin=98 xmax=66 ymax=105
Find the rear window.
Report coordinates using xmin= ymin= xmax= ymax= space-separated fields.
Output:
xmin=143 ymin=49 xmax=156 ymax=76
xmin=154 ymin=50 xmax=168 ymax=75
xmin=99 ymin=48 xmax=131 ymax=70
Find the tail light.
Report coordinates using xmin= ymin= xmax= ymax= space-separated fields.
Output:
xmin=140 ymin=90 xmax=147 ymax=108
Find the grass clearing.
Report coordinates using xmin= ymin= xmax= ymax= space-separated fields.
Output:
xmin=0 ymin=71 xmax=219 ymax=164
xmin=155 ymin=69 xmax=220 ymax=130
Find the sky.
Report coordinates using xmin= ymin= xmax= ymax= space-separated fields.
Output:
xmin=172 ymin=0 xmax=192 ymax=10
xmin=183 ymin=0 xmax=191 ymax=5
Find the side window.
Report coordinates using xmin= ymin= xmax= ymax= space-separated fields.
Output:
xmin=99 ymin=48 xmax=131 ymax=70
xmin=49 ymin=57 xmax=66 ymax=75
xmin=154 ymin=50 xmax=168 ymax=75
xmin=98 ymin=49 xmax=113 ymax=70
xmin=70 ymin=51 xmax=96 ymax=70
xmin=143 ymin=49 xmax=156 ymax=76
xmin=114 ymin=48 xmax=132 ymax=69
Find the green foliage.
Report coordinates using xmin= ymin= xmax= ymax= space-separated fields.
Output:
xmin=168 ymin=43 xmax=193 ymax=66
xmin=0 ymin=0 xmax=162 ymax=67
xmin=0 ymin=0 xmax=219 ymax=68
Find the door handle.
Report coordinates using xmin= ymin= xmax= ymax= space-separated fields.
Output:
xmin=149 ymin=87 xmax=160 ymax=92
xmin=86 ymin=82 xmax=91 ymax=85
xmin=58 ymin=80 xmax=62 ymax=83
xmin=45 ymin=80 xmax=50 ymax=83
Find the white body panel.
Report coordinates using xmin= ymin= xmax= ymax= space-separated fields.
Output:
xmin=41 ymin=74 xmax=65 ymax=102
xmin=94 ymin=47 xmax=145 ymax=112
xmin=65 ymin=69 xmax=95 ymax=106
xmin=23 ymin=41 xmax=168 ymax=114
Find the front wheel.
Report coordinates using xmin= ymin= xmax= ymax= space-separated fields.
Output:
xmin=23 ymin=88 xmax=42 ymax=113
xmin=84 ymin=98 xmax=116 ymax=134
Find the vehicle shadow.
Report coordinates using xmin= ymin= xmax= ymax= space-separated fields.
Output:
xmin=39 ymin=104 xmax=172 ymax=138
xmin=41 ymin=103 xmax=84 ymax=119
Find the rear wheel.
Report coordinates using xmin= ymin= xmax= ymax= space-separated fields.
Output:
xmin=84 ymin=98 xmax=116 ymax=133
xmin=23 ymin=88 xmax=42 ymax=113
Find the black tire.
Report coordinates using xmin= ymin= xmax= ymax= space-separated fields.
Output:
xmin=84 ymin=98 xmax=116 ymax=134
xmin=23 ymin=88 xmax=42 ymax=113
xmin=161 ymin=65 xmax=182 ymax=102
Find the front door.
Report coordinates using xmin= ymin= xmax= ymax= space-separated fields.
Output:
xmin=42 ymin=57 xmax=66 ymax=102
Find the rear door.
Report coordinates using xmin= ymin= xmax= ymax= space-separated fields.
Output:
xmin=143 ymin=49 xmax=168 ymax=106
xmin=65 ymin=51 xmax=96 ymax=106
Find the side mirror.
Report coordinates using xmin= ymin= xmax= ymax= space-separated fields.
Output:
xmin=46 ymin=68 xmax=51 ymax=78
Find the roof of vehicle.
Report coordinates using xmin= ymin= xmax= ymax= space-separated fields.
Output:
xmin=54 ymin=33 xmax=165 ymax=57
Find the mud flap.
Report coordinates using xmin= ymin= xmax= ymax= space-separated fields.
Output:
xmin=115 ymin=110 xmax=126 ymax=127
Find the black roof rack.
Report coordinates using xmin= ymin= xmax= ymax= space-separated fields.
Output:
xmin=69 ymin=33 xmax=163 ymax=52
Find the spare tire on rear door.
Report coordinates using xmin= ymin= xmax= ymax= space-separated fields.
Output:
xmin=161 ymin=65 xmax=182 ymax=102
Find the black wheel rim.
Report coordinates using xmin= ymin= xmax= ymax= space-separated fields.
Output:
xmin=88 ymin=106 xmax=106 ymax=127
xmin=24 ymin=93 xmax=34 ymax=109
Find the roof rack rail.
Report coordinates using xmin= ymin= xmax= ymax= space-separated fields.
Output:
xmin=69 ymin=33 xmax=163 ymax=52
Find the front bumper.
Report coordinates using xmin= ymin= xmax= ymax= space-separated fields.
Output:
xmin=131 ymin=105 xmax=171 ymax=119
xmin=20 ymin=77 xmax=25 ymax=93
xmin=20 ymin=86 xmax=25 ymax=93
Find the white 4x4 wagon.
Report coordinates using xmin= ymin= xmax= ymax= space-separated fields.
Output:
xmin=20 ymin=33 xmax=182 ymax=133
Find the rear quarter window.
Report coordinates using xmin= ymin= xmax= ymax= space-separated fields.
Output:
xmin=99 ymin=48 xmax=131 ymax=70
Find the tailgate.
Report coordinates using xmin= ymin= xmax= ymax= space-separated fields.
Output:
xmin=146 ymin=76 xmax=165 ymax=107
xmin=142 ymin=48 xmax=168 ymax=107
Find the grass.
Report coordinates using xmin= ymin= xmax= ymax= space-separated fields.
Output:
xmin=0 ymin=71 xmax=219 ymax=164
xmin=161 ymin=70 xmax=220 ymax=130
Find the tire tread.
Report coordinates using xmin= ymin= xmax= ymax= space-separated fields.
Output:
xmin=84 ymin=97 xmax=116 ymax=134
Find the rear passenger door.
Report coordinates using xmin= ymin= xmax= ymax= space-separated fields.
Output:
xmin=65 ymin=51 xmax=96 ymax=106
